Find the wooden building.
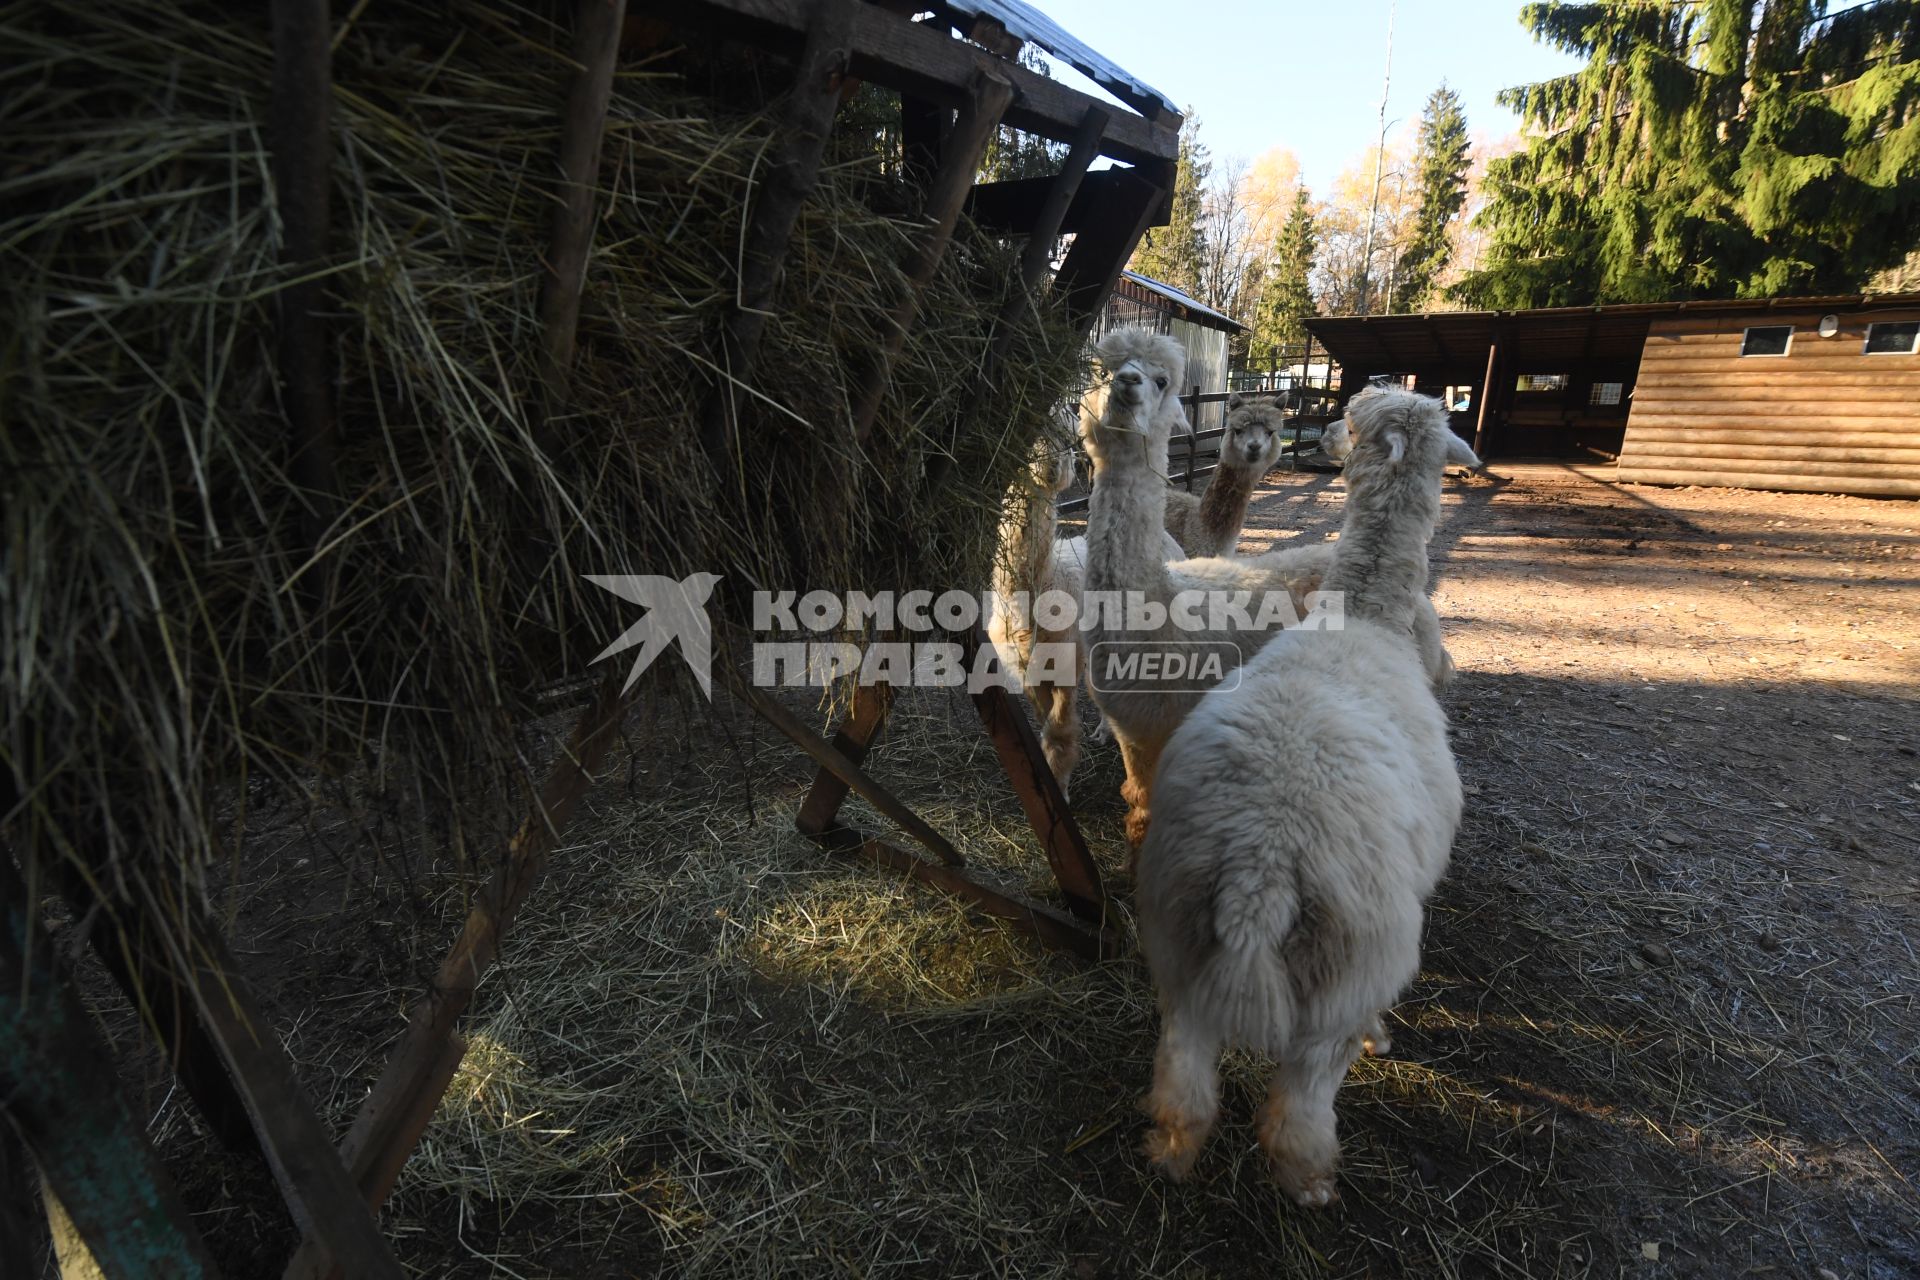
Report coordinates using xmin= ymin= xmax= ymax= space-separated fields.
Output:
xmin=1097 ymin=270 xmax=1244 ymax=429
xmin=1307 ymin=293 xmax=1920 ymax=498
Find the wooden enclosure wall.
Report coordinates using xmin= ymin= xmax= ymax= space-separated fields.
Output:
xmin=1618 ymin=307 xmax=1920 ymax=497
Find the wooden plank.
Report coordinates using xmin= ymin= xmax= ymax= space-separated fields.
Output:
xmin=1622 ymin=426 xmax=1920 ymax=449
xmin=967 ymin=162 xmax=1139 ymax=240
xmin=1631 ymin=386 xmax=1920 ymax=404
xmin=62 ymin=879 xmax=261 ymax=1161
xmin=536 ymin=0 xmax=629 ymax=402
xmin=271 ymin=0 xmax=338 ymax=543
xmin=283 ymin=666 xmax=638 ymax=1279
xmin=0 ymin=860 xmax=220 ymax=1280
xmin=1614 ymin=455 xmax=1920 ymax=480
xmin=1626 ymin=411 xmax=1919 ymax=432
xmin=971 ymin=680 xmax=1104 ymax=922
xmin=794 ymin=681 xmax=895 ymax=836
xmin=1634 ymin=353 xmax=1920 ymax=373
xmin=725 ymin=672 xmax=965 ymax=866
xmin=1052 ymin=164 xmax=1163 ymax=331
xmin=1615 ymin=467 xmax=1920 ymax=497
xmin=815 ymin=826 xmax=1115 ymax=961
xmin=850 ymin=67 xmax=1015 ymax=443
xmin=698 ymin=0 xmax=854 ymax=458
xmin=642 ymin=0 xmax=1178 ymax=167
xmin=172 ymin=924 xmax=401 ymax=1280
xmin=1618 ymin=440 xmax=1920 ymax=463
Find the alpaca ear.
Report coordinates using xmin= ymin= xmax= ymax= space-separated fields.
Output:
xmin=1444 ymin=431 xmax=1483 ymax=470
xmin=1226 ymin=392 xmax=1244 ymax=410
xmin=1385 ymin=427 xmax=1407 ymax=466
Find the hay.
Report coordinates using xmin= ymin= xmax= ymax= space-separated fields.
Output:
xmin=0 ymin=1 xmax=1085 ymax=901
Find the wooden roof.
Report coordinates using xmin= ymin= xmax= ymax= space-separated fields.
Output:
xmin=1306 ymin=293 xmax=1920 ymax=374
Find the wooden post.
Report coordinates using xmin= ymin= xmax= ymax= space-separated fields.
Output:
xmin=970 ymin=682 xmax=1104 ymax=922
xmin=270 ymin=0 xmax=338 ymax=544
xmin=850 ymin=68 xmax=1015 ymax=443
xmin=282 ymin=667 xmax=636 ymax=1280
xmin=726 ymin=673 xmax=964 ymax=866
xmin=794 ymin=682 xmax=895 ymax=836
xmin=62 ymin=879 xmax=261 ymax=1161
xmin=536 ymin=0 xmax=629 ymax=405
xmin=699 ymin=0 xmax=855 ymax=459
xmin=0 ymin=860 xmax=220 ymax=1280
xmin=1473 ymin=328 xmax=1503 ymax=458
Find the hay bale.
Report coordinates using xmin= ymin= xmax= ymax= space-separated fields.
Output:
xmin=0 ymin=0 xmax=1085 ymax=893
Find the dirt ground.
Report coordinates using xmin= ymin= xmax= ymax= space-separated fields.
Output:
xmin=69 ymin=463 xmax=1920 ymax=1278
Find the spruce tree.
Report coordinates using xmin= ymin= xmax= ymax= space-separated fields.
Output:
xmin=1129 ymin=112 xmax=1210 ymax=295
xmin=1248 ymin=185 xmax=1318 ymax=365
xmin=1460 ymin=0 xmax=1920 ymax=308
xmin=1391 ymin=86 xmax=1471 ymax=313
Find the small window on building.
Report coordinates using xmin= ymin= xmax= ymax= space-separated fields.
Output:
xmin=1589 ymin=381 xmax=1624 ymax=406
xmin=1864 ymin=321 xmax=1920 ymax=355
xmin=1740 ymin=325 xmax=1793 ymax=357
xmin=1515 ymin=373 xmax=1568 ymax=393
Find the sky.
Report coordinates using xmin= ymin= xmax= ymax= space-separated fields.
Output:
xmin=1026 ymin=0 xmax=1588 ymax=190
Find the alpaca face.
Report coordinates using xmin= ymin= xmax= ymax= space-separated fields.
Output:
xmin=1222 ymin=396 xmax=1287 ymax=469
xmin=1091 ymin=328 xmax=1187 ymax=440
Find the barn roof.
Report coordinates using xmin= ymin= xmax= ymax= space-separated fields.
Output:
xmin=932 ymin=0 xmax=1178 ymax=119
xmin=1306 ymin=292 xmax=1920 ymax=373
xmin=1120 ymin=271 xmax=1243 ymax=333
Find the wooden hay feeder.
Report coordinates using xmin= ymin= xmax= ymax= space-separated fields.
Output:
xmin=0 ymin=0 xmax=1181 ymax=1274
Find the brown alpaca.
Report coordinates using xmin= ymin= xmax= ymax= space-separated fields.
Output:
xmin=1162 ymin=395 xmax=1287 ymax=557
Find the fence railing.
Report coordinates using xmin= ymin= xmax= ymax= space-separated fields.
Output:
xmin=1056 ymin=387 xmax=1329 ymax=515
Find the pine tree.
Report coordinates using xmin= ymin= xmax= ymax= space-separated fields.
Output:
xmin=1248 ymin=185 xmax=1317 ymax=365
xmin=1129 ymin=112 xmax=1210 ymax=295
xmin=1459 ymin=0 xmax=1920 ymax=308
xmin=1391 ymin=86 xmax=1471 ymax=313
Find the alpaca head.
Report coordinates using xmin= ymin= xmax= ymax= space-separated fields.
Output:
xmin=1221 ymin=394 xmax=1288 ymax=471
xmin=1324 ymin=386 xmax=1481 ymax=475
xmin=1083 ymin=328 xmax=1189 ymax=464
xmin=1021 ymin=424 xmax=1077 ymax=496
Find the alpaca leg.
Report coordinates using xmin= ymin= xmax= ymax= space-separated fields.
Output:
xmin=1140 ymin=1004 xmax=1222 ymax=1181
xmin=1039 ymin=683 xmax=1081 ymax=800
xmin=1116 ymin=736 xmax=1162 ymax=850
xmin=1360 ymin=1013 xmax=1392 ymax=1058
xmin=1257 ymin=1034 xmax=1361 ymax=1208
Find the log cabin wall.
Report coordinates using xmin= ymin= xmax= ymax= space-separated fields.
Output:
xmin=1618 ymin=305 xmax=1920 ymax=497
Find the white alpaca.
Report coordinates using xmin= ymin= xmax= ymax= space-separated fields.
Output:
xmin=1079 ymin=329 xmax=1473 ymax=845
xmin=1162 ymin=394 xmax=1287 ymax=557
xmin=987 ymin=427 xmax=1185 ymax=797
xmin=1135 ymin=386 xmax=1472 ymax=1204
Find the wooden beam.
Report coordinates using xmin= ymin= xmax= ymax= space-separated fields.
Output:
xmin=1051 ymin=164 xmax=1164 ymax=332
xmin=815 ymin=827 xmax=1115 ymax=961
xmin=1016 ymin=106 xmax=1107 ymax=286
xmin=638 ymin=0 xmax=1179 ymax=167
xmin=698 ymin=0 xmax=854 ymax=458
xmin=61 ymin=878 xmax=261 ymax=1161
xmin=968 ymin=164 xmax=1147 ymax=239
xmin=0 ymin=859 xmax=220 ymax=1280
xmin=1472 ymin=329 xmax=1502 ymax=458
xmin=282 ymin=667 xmax=638 ymax=1279
xmin=970 ymin=680 xmax=1104 ymax=922
xmin=725 ymin=673 xmax=965 ymax=867
xmin=270 ymin=0 xmax=338 ymax=544
xmin=794 ymin=682 xmax=895 ymax=836
xmin=536 ymin=0 xmax=629 ymax=404
xmin=850 ymin=68 xmax=1015 ymax=443
xmin=177 ymin=924 xmax=404 ymax=1280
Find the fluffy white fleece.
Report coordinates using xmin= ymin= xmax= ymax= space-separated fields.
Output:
xmin=1133 ymin=386 xmax=1473 ymax=1206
